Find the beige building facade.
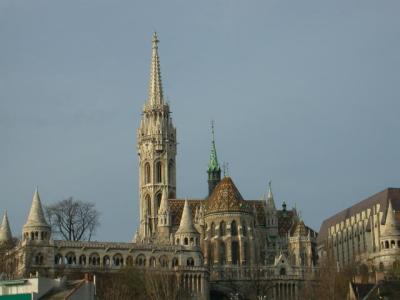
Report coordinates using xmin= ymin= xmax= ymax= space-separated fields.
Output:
xmin=318 ymin=188 xmax=400 ymax=273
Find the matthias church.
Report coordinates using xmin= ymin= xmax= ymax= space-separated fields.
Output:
xmin=0 ymin=33 xmax=319 ymax=300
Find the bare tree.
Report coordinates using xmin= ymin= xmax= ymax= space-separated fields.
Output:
xmin=96 ymin=267 xmax=187 ymax=300
xmin=46 ymin=197 xmax=100 ymax=241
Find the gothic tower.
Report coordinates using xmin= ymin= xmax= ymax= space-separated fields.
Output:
xmin=137 ymin=33 xmax=177 ymax=239
xmin=207 ymin=122 xmax=221 ymax=196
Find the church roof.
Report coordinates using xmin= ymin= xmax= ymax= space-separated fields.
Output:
xmin=206 ymin=177 xmax=252 ymax=214
xmin=318 ymin=188 xmax=400 ymax=244
xmin=169 ymin=199 xmax=203 ymax=226
xmin=24 ymin=187 xmax=50 ymax=229
xmin=0 ymin=211 xmax=12 ymax=243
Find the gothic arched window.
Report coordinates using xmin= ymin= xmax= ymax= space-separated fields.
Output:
xmin=187 ymin=257 xmax=194 ymax=266
xmin=145 ymin=194 xmax=151 ymax=216
xmin=220 ymin=221 xmax=226 ymax=236
xmin=156 ymin=193 xmax=162 ymax=210
xmin=242 ymin=222 xmax=247 ymax=236
xmin=156 ymin=161 xmax=162 ymax=183
xmin=231 ymin=220 xmax=238 ymax=236
xmin=144 ymin=162 xmax=151 ymax=184
xmin=211 ymin=222 xmax=216 ymax=237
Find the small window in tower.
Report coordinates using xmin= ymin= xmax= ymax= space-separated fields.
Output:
xmin=144 ymin=163 xmax=151 ymax=184
xmin=156 ymin=161 xmax=162 ymax=183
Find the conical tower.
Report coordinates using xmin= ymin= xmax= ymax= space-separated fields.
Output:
xmin=137 ymin=33 xmax=177 ymax=239
xmin=0 ymin=210 xmax=13 ymax=245
xmin=175 ymin=199 xmax=199 ymax=247
xmin=207 ymin=121 xmax=221 ymax=196
xmin=23 ymin=187 xmax=51 ymax=242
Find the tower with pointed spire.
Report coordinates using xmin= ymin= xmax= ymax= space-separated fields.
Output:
xmin=22 ymin=188 xmax=51 ymax=243
xmin=137 ymin=33 xmax=177 ymax=239
xmin=207 ymin=121 xmax=221 ymax=196
xmin=265 ymin=181 xmax=278 ymax=238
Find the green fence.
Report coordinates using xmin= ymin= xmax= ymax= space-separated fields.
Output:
xmin=0 ymin=294 xmax=32 ymax=300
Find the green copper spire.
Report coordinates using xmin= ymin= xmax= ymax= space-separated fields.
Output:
xmin=208 ymin=121 xmax=220 ymax=173
xmin=207 ymin=121 xmax=221 ymax=196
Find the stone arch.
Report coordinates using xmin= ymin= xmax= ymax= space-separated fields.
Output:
xmin=103 ymin=255 xmax=111 ymax=266
xmin=55 ymin=253 xmax=63 ymax=265
xmin=113 ymin=253 xmax=124 ymax=267
xmin=280 ymin=267 xmax=286 ymax=275
xmin=65 ymin=252 xmax=76 ymax=265
xmin=89 ymin=253 xmax=100 ymax=266
xmin=135 ymin=254 xmax=146 ymax=266
xmin=79 ymin=254 xmax=87 ymax=265
xmin=385 ymin=241 xmax=389 ymax=249
xmin=149 ymin=256 xmax=156 ymax=267
xmin=159 ymin=255 xmax=169 ymax=268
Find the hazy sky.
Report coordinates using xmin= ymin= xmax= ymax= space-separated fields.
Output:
xmin=1 ymin=1 xmax=400 ymax=241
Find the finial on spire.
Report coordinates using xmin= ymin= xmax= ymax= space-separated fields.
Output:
xmin=152 ymin=32 xmax=159 ymax=49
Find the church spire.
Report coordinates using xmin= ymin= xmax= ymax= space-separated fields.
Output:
xmin=176 ymin=199 xmax=198 ymax=234
xmin=0 ymin=210 xmax=12 ymax=244
xmin=147 ymin=32 xmax=164 ymax=106
xmin=207 ymin=121 xmax=221 ymax=196
xmin=266 ymin=181 xmax=276 ymax=210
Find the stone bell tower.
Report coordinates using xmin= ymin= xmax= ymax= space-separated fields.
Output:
xmin=137 ymin=33 xmax=177 ymax=239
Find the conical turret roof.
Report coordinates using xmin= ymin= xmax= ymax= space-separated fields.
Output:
xmin=24 ymin=187 xmax=50 ymax=229
xmin=176 ymin=199 xmax=198 ymax=234
xmin=158 ymin=187 xmax=169 ymax=214
xmin=0 ymin=210 xmax=12 ymax=243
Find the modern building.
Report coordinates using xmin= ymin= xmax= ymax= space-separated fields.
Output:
xmin=318 ymin=188 xmax=400 ymax=272
xmin=0 ymin=33 xmax=318 ymax=300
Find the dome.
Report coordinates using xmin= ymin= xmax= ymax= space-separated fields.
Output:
xmin=206 ymin=177 xmax=251 ymax=214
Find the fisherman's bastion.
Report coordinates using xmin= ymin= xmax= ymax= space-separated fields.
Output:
xmin=1 ymin=33 xmax=399 ymax=299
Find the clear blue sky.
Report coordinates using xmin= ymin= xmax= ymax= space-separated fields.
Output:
xmin=1 ymin=1 xmax=400 ymax=241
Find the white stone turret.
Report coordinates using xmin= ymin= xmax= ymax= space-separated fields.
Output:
xmin=175 ymin=199 xmax=199 ymax=247
xmin=157 ymin=188 xmax=171 ymax=241
xmin=23 ymin=187 xmax=51 ymax=242
xmin=0 ymin=210 xmax=12 ymax=245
